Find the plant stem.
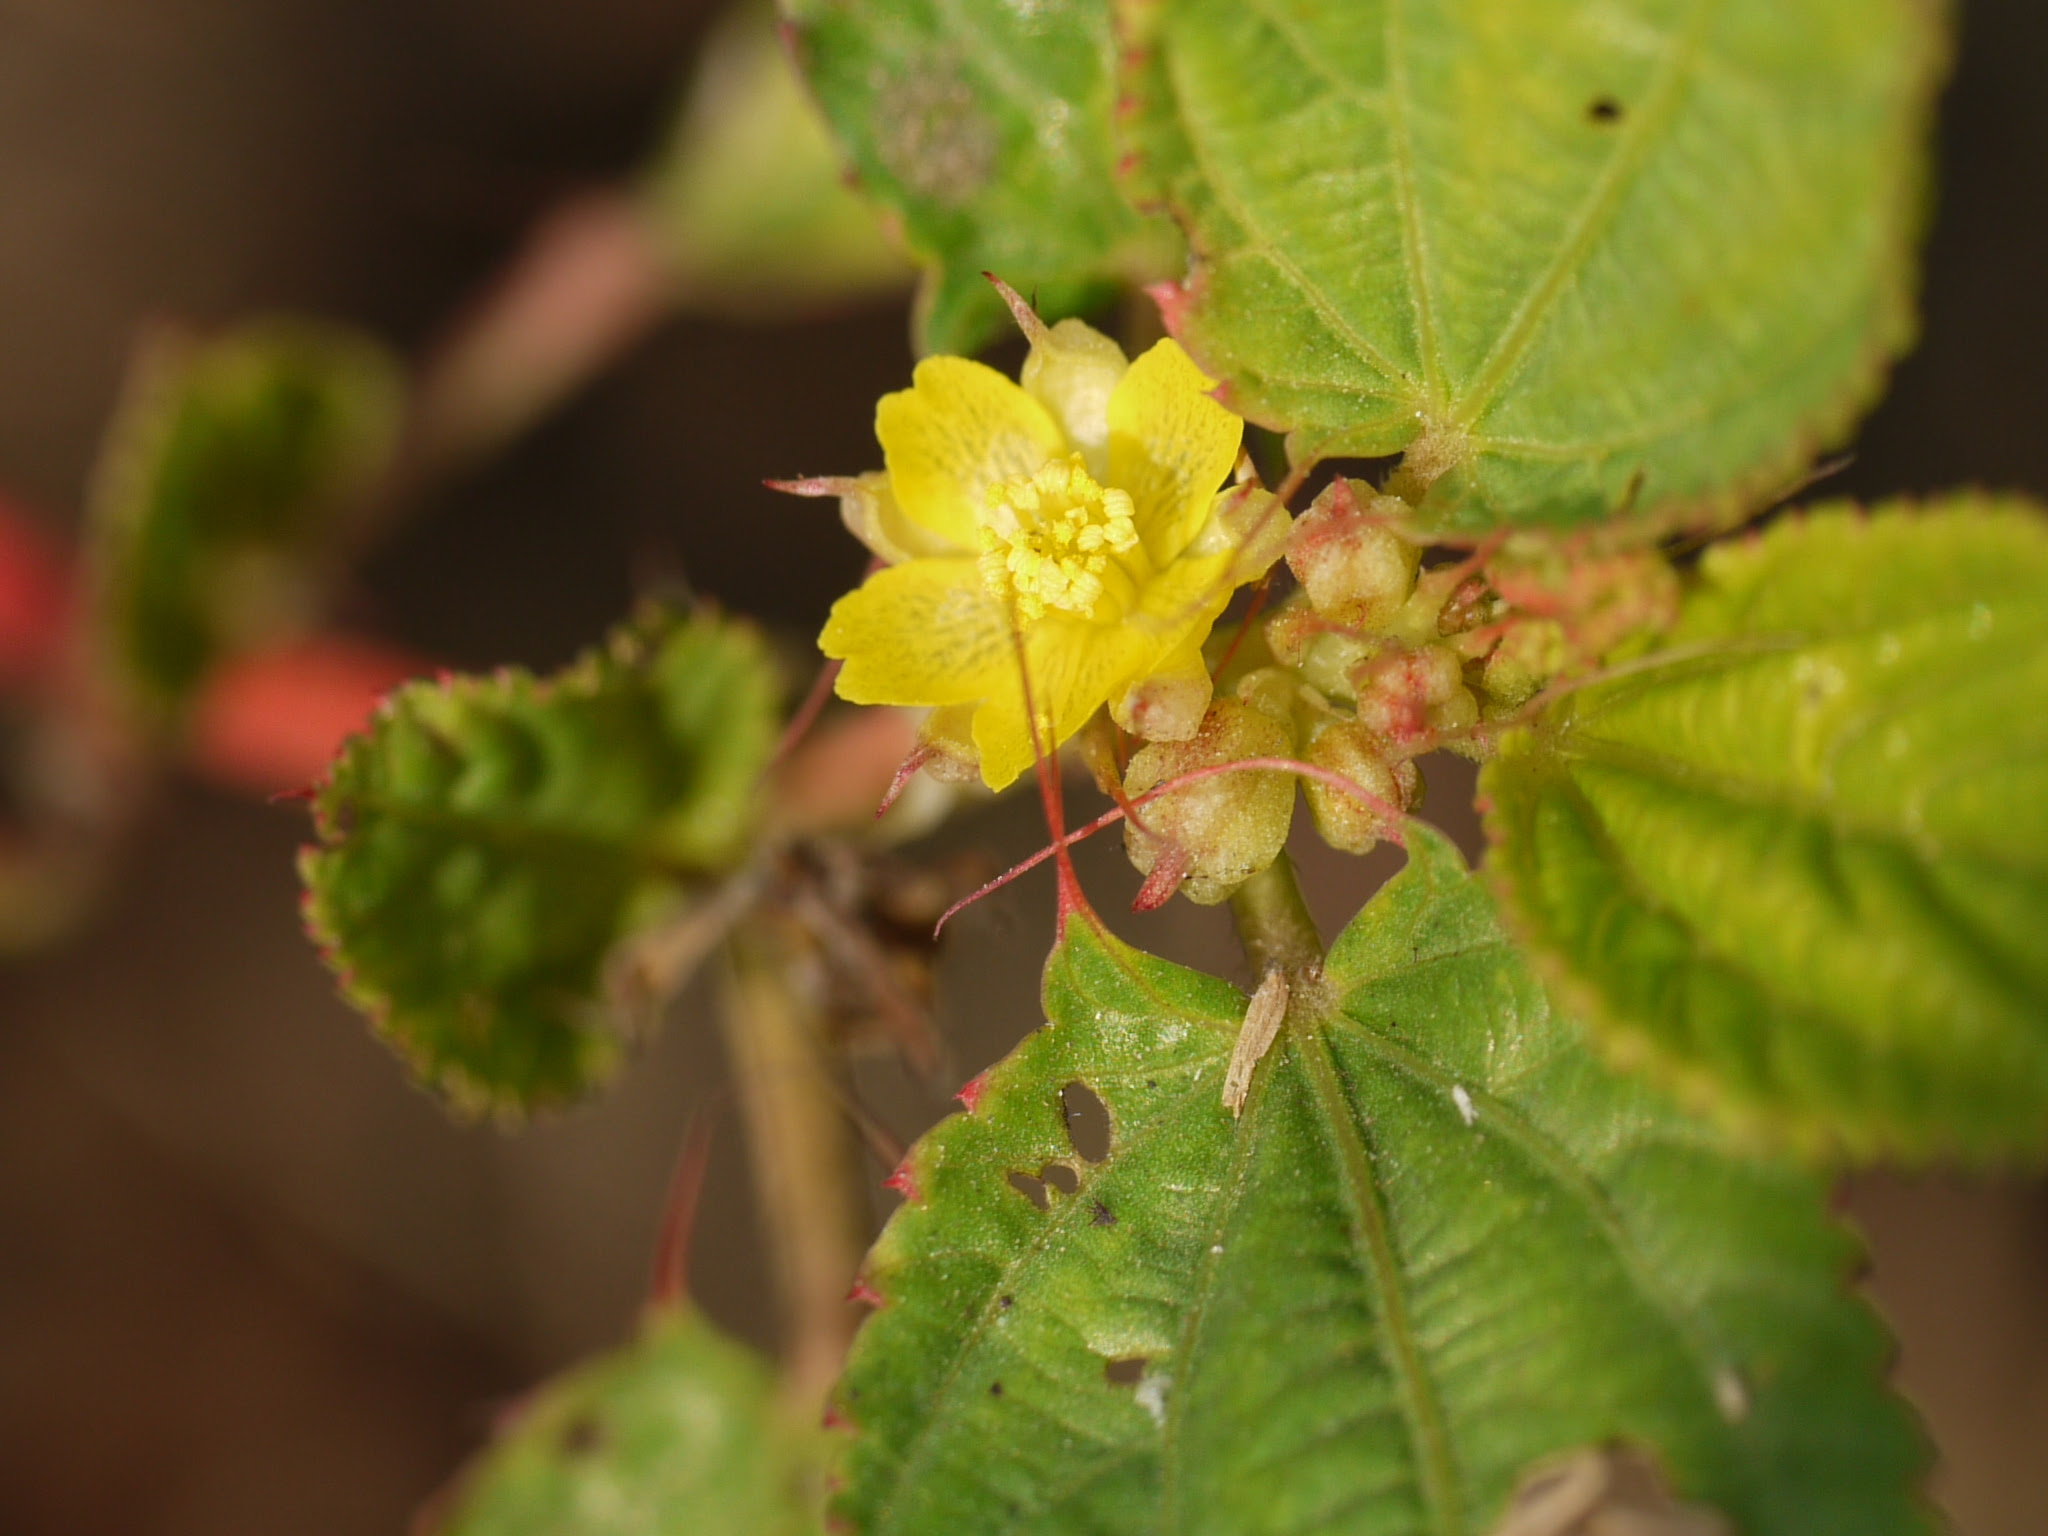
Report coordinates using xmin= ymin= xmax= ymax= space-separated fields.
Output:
xmin=1228 ymin=852 xmax=1325 ymax=978
xmin=721 ymin=918 xmax=871 ymax=1409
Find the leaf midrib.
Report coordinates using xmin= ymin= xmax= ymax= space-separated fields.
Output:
xmin=1170 ymin=8 xmax=1415 ymax=395
xmin=1326 ymin=1007 xmax=1745 ymax=1432
xmin=1298 ymin=1015 xmax=1466 ymax=1536
xmin=1453 ymin=0 xmax=1723 ymax=427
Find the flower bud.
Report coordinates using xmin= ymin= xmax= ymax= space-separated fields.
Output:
xmin=1189 ymin=485 xmax=1292 ymax=586
xmin=1481 ymin=619 xmax=1568 ymax=709
xmin=1018 ymin=317 xmax=1128 ymax=475
xmin=1285 ymin=477 xmax=1420 ymax=628
xmin=1233 ymin=665 xmax=1300 ymax=728
xmin=1123 ymin=699 xmax=1294 ymax=905
xmin=916 ymin=704 xmax=982 ymax=783
xmin=1110 ymin=644 xmax=1212 ymax=744
xmin=1351 ymin=642 xmax=1478 ymax=751
xmin=1263 ymin=596 xmax=1320 ymax=669
xmin=1302 ymin=720 xmax=1418 ymax=855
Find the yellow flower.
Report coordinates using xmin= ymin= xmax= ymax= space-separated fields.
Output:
xmin=813 ymin=305 xmax=1288 ymax=790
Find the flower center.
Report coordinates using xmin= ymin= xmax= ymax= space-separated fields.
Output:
xmin=977 ymin=455 xmax=1142 ymax=623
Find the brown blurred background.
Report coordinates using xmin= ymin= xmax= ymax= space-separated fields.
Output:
xmin=0 ymin=1 xmax=2043 ymax=1532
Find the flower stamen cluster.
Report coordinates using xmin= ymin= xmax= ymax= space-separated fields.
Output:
xmin=977 ymin=455 xmax=1143 ymax=623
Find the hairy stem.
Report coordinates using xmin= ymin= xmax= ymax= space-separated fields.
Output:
xmin=721 ymin=918 xmax=872 ymax=1408
xmin=1228 ymin=852 xmax=1325 ymax=978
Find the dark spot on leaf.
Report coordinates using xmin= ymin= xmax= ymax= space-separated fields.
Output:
xmin=1144 ymin=1079 xmax=1157 ymax=1089
xmin=989 ymin=1380 xmax=1004 ymax=1397
xmin=1588 ymin=96 xmax=1624 ymax=124
xmin=1041 ymin=1161 xmax=1079 ymax=1196
xmin=1104 ymin=1356 xmax=1146 ymax=1386
xmin=1006 ymin=1171 xmax=1049 ymax=1210
xmin=1091 ymin=1200 xmax=1117 ymax=1227
xmin=998 ymin=1294 xmax=1014 ymax=1309
xmin=1614 ymin=467 xmax=1647 ymax=517
xmin=1061 ymin=1081 xmax=1111 ymax=1162
xmin=557 ymin=1413 xmax=605 ymax=1457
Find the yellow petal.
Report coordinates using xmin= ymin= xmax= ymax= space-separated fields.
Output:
xmin=822 ymin=558 xmax=1011 ymax=707
xmin=877 ymin=357 xmax=1067 ymax=551
xmin=838 ymin=471 xmax=960 ymax=563
xmin=1020 ymin=318 xmax=1128 ymax=479
xmin=971 ymin=615 xmax=1155 ymax=791
xmin=1109 ymin=339 xmax=1243 ymax=566
xmin=1132 ymin=546 xmax=1239 ymax=650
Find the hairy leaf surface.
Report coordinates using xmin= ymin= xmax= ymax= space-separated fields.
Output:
xmin=89 ymin=318 xmax=402 ymax=723
xmin=831 ymin=829 xmax=1928 ymax=1534
xmin=1118 ymin=0 xmax=1942 ymax=531
xmin=785 ymin=0 xmax=1182 ymax=353
xmin=1484 ymin=497 xmax=2048 ymax=1159
xmin=301 ymin=610 xmax=778 ymax=1114
xmin=434 ymin=1306 xmax=819 ymax=1536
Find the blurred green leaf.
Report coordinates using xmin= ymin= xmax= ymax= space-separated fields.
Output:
xmin=89 ymin=318 xmax=403 ymax=724
xmin=1484 ymin=497 xmax=2048 ymax=1160
xmin=830 ymin=829 xmax=1929 ymax=1534
xmin=300 ymin=609 xmax=779 ymax=1115
xmin=642 ymin=2 xmax=910 ymax=314
xmin=1118 ymin=0 xmax=1943 ymax=531
xmin=784 ymin=0 xmax=1183 ymax=353
xmin=434 ymin=1305 xmax=821 ymax=1536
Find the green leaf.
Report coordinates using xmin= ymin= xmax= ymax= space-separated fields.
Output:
xmin=300 ymin=609 xmax=779 ymax=1115
xmin=1118 ymin=0 xmax=1944 ymax=531
xmin=433 ymin=1305 xmax=821 ymax=1536
xmin=831 ymin=829 xmax=1929 ymax=1534
xmin=641 ymin=2 xmax=910 ymax=313
xmin=88 ymin=318 xmax=403 ymax=723
xmin=1483 ymin=496 xmax=2048 ymax=1160
xmin=784 ymin=0 xmax=1183 ymax=354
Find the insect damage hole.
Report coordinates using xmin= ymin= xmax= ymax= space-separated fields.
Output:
xmin=1006 ymin=1163 xmax=1078 ymax=1210
xmin=1060 ymin=1080 xmax=1111 ymax=1162
xmin=1103 ymin=1356 xmax=1146 ymax=1387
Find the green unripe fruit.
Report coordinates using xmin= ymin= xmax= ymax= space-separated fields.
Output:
xmin=1285 ymin=478 xmax=1421 ymax=628
xmin=1123 ymin=699 xmax=1295 ymax=905
xmin=1302 ymin=720 xmax=1418 ymax=855
xmin=1351 ymin=642 xmax=1480 ymax=752
xmin=1481 ymin=619 xmax=1569 ymax=709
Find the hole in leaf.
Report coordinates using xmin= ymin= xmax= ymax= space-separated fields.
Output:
xmin=1103 ymin=1356 xmax=1146 ymax=1387
xmin=1060 ymin=1081 xmax=1111 ymax=1162
xmin=1587 ymin=95 xmax=1624 ymax=124
xmin=1041 ymin=1161 xmax=1080 ymax=1196
xmin=1006 ymin=1170 xmax=1049 ymax=1210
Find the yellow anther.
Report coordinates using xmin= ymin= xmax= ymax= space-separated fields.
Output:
xmin=978 ymin=454 xmax=1141 ymax=622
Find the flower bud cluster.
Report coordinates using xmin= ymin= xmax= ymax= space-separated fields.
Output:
xmin=1112 ymin=473 xmax=1679 ymax=903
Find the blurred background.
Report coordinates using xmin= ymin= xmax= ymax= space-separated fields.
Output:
xmin=0 ymin=1 xmax=2043 ymax=1532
